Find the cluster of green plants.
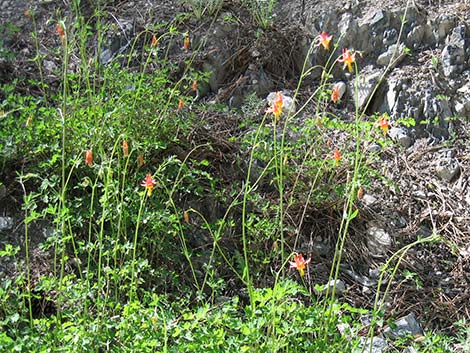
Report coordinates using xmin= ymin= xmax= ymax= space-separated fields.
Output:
xmin=0 ymin=0 xmax=468 ymax=352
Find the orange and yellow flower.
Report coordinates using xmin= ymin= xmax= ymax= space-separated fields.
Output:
xmin=333 ymin=149 xmax=341 ymax=165
xmin=331 ymin=84 xmax=340 ymax=103
xmin=338 ymin=48 xmax=356 ymax=72
xmin=85 ymin=149 xmax=93 ymax=166
xmin=141 ymin=174 xmax=156 ymax=196
xmin=266 ymin=91 xmax=284 ymax=121
xmin=317 ymin=32 xmax=333 ymax=50
xmin=289 ymin=253 xmax=311 ymax=277
xmin=376 ymin=114 xmax=390 ymax=135
xmin=192 ymin=80 xmax=198 ymax=92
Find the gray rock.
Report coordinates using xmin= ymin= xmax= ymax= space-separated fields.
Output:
xmin=406 ymin=25 xmax=425 ymax=49
xmin=362 ymin=194 xmax=377 ymax=206
xmin=367 ymin=226 xmax=391 ymax=254
xmin=0 ymin=217 xmax=14 ymax=231
xmin=384 ymin=312 xmax=423 ymax=339
xmin=354 ymin=70 xmax=382 ymax=110
xmin=377 ymin=43 xmax=407 ymax=67
xmin=388 ymin=126 xmax=413 ymax=148
xmin=43 ymin=60 xmax=58 ymax=73
xmin=435 ymin=158 xmax=460 ymax=182
xmin=441 ymin=25 xmax=466 ymax=77
xmin=359 ymin=335 xmax=388 ymax=353
xmin=432 ymin=15 xmax=457 ymax=44
xmin=314 ymin=279 xmax=346 ymax=296
xmin=383 ymin=28 xmax=398 ymax=46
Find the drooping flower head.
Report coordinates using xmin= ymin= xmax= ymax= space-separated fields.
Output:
xmin=266 ymin=91 xmax=284 ymax=121
xmin=151 ymin=35 xmax=158 ymax=47
xmin=56 ymin=23 xmax=65 ymax=40
xmin=289 ymin=253 xmax=311 ymax=277
xmin=122 ymin=140 xmax=129 ymax=157
xmin=137 ymin=154 xmax=145 ymax=167
xmin=338 ymin=48 xmax=356 ymax=73
xmin=178 ymin=99 xmax=184 ymax=110
xmin=192 ymin=80 xmax=198 ymax=92
xmin=317 ymin=32 xmax=333 ymax=50
xmin=376 ymin=114 xmax=390 ymax=135
xmin=331 ymin=84 xmax=340 ymax=104
xmin=141 ymin=174 xmax=156 ymax=196
xmin=85 ymin=149 xmax=93 ymax=166
xmin=333 ymin=149 xmax=341 ymax=165
xmin=183 ymin=36 xmax=190 ymax=50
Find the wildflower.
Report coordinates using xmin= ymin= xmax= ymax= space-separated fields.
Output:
xmin=266 ymin=91 xmax=284 ymax=121
xmin=26 ymin=116 xmax=33 ymax=127
xmin=376 ymin=114 xmax=390 ymax=135
xmin=357 ymin=186 xmax=364 ymax=200
xmin=333 ymin=149 xmax=341 ymax=165
xmin=331 ymin=84 xmax=340 ymax=103
xmin=85 ymin=149 xmax=93 ymax=166
xmin=137 ymin=154 xmax=145 ymax=167
xmin=25 ymin=9 xmax=31 ymax=18
xmin=56 ymin=23 xmax=65 ymax=40
xmin=122 ymin=140 xmax=129 ymax=157
xmin=183 ymin=36 xmax=190 ymax=50
xmin=316 ymin=32 xmax=333 ymax=50
xmin=183 ymin=210 xmax=190 ymax=223
xmin=289 ymin=253 xmax=311 ymax=277
xmin=178 ymin=99 xmax=184 ymax=110
xmin=192 ymin=79 xmax=198 ymax=92
xmin=141 ymin=174 xmax=156 ymax=196
xmin=338 ymin=48 xmax=356 ymax=73
xmin=151 ymin=35 xmax=158 ymax=47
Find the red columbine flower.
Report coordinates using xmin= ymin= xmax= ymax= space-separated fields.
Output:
xmin=317 ymin=32 xmax=333 ymax=50
xmin=376 ymin=114 xmax=390 ymax=135
xmin=338 ymin=48 xmax=356 ymax=73
xmin=331 ymin=84 xmax=340 ymax=103
xmin=266 ymin=91 xmax=284 ymax=121
xmin=85 ymin=149 xmax=93 ymax=166
xmin=289 ymin=253 xmax=311 ymax=277
xmin=333 ymin=149 xmax=341 ymax=165
xmin=183 ymin=36 xmax=190 ymax=50
xmin=122 ymin=140 xmax=129 ymax=157
xmin=141 ymin=174 xmax=156 ymax=196
xmin=183 ymin=210 xmax=190 ymax=223
xmin=56 ymin=23 xmax=65 ymax=40
xmin=151 ymin=35 xmax=158 ymax=47
xmin=192 ymin=80 xmax=198 ymax=91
